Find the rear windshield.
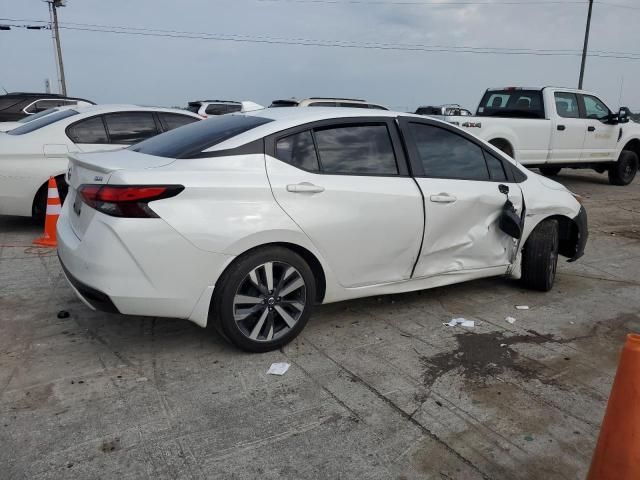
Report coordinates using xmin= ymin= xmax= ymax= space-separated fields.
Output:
xmin=270 ymin=100 xmax=298 ymax=107
xmin=129 ymin=114 xmax=273 ymax=158
xmin=476 ymin=89 xmax=545 ymax=119
xmin=7 ymin=109 xmax=79 ymax=135
xmin=187 ymin=103 xmax=201 ymax=113
xmin=18 ymin=107 xmax=59 ymax=123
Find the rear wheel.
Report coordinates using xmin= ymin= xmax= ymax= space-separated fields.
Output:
xmin=521 ymin=219 xmax=559 ymax=292
xmin=608 ymin=150 xmax=638 ymax=186
xmin=211 ymin=246 xmax=316 ymax=352
xmin=539 ymin=166 xmax=562 ymax=177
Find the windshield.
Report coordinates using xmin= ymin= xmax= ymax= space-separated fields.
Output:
xmin=8 ymin=109 xmax=79 ymax=135
xmin=476 ymin=89 xmax=545 ymax=119
xmin=129 ymin=114 xmax=273 ymax=158
xmin=18 ymin=107 xmax=60 ymax=123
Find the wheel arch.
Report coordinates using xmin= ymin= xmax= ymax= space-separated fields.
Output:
xmin=621 ymin=138 xmax=640 ymax=160
xmin=488 ymin=138 xmax=515 ymax=158
xmin=526 ymin=214 xmax=581 ymax=260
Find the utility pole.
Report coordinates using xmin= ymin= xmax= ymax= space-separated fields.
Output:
xmin=578 ymin=0 xmax=593 ymax=90
xmin=46 ymin=0 xmax=67 ymax=95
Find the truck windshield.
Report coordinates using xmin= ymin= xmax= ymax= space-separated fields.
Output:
xmin=476 ymin=89 xmax=545 ymax=119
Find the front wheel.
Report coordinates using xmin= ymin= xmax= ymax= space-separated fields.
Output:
xmin=608 ymin=150 xmax=638 ymax=186
xmin=539 ymin=166 xmax=562 ymax=177
xmin=211 ymin=246 xmax=316 ymax=352
xmin=521 ymin=219 xmax=559 ymax=292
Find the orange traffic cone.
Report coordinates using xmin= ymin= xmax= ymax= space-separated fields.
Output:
xmin=33 ymin=176 xmax=61 ymax=248
xmin=587 ymin=333 xmax=640 ymax=479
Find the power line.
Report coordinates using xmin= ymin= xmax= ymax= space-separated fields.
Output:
xmin=4 ymin=17 xmax=640 ymax=60
xmin=256 ymin=0 xmax=583 ymax=5
xmin=595 ymin=1 xmax=640 ymax=10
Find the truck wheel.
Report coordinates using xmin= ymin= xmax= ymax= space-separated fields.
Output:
xmin=539 ymin=167 xmax=562 ymax=177
xmin=521 ymin=219 xmax=559 ymax=292
xmin=608 ymin=150 xmax=638 ymax=186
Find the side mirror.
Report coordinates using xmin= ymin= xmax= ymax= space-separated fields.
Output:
xmin=499 ymin=200 xmax=522 ymax=239
xmin=618 ymin=107 xmax=631 ymax=124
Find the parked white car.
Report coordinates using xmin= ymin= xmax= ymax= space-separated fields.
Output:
xmin=0 ymin=104 xmax=200 ymax=218
xmin=187 ymin=100 xmax=264 ymax=118
xmin=57 ymin=108 xmax=587 ymax=352
xmin=448 ymin=87 xmax=639 ymax=185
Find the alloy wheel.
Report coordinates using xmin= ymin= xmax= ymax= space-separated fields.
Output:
xmin=232 ymin=261 xmax=307 ymax=342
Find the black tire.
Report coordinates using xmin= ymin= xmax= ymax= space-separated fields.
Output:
xmin=521 ymin=219 xmax=559 ymax=292
xmin=32 ymin=175 xmax=69 ymax=221
xmin=539 ymin=166 xmax=562 ymax=177
xmin=608 ymin=150 xmax=638 ymax=186
xmin=211 ymin=246 xmax=316 ymax=352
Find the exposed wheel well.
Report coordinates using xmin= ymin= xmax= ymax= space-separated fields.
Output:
xmin=538 ymin=215 xmax=579 ymax=259
xmin=220 ymin=242 xmax=327 ymax=304
xmin=488 ymin=138 xmax=514 ymax=158
xmin=622 ymin=139 xmax=640 ymax=160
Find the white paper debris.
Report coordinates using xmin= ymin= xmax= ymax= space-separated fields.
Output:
xmin=515 ymin=305 xmax=529 ymax=310
xmin=267 ymin=362 xmax=290 ymax=376
xmin=500 ymin=343 xmax=508 ymax=348
xmin=505 ymin=316 xmax=517 ymax=324
xmin=443 ymin=318 xmax=475 ymax=328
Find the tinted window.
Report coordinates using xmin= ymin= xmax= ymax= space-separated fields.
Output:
xmin=409 ymin=123 xmax=489 ymax=180
xmin=276 ymin=130 xmax=320 ymax=172
xmin=67 ymin=116 xmax=109 ymax=144
xmin=30 ymin=99 xmax=74 ymax=113
xmin=104 ymin=112 xmax=158 ymax=144
xmin=555 ymin=92 xmax=580 ymax=119
xmin=582 ymin=95 xmax=610 ymax=120
xmin=314 ymin=124 xmax=398 ymax=175
xmin=227 ymin=104 xmax=242 ymax=113
xmin=477 ymin=89 xmax=545 ymax=119
xmin=130 ymin=115 xmax=273 ymax=158
xmin=17 ymin=107 xmax=59 ymax=123
xmin=205 ymin=104 xmax=228 ymax=115
xmin=8 ymin=109 xmax=79 ymax=135
xmin=309 ymin=102 xmax=337 ymax=107
xmin=159 ymin=113 xmax=199 ymax=131
xmin=484 ymin=151 xmax=507 ymax=181
xmin=187 ymin=103 xmax=201 ymax=113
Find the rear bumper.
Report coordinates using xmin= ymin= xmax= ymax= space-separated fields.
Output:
xmin=568 ymin=206 xmax=588 ymax=262
xmin=56 ymin=203 xmax=234 ymax=326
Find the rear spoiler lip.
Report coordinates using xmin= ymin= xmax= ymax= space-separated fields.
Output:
xmin=68 ymin=153 xmax=115 ymax=173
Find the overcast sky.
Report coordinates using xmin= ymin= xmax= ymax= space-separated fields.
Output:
xmin=1 ymin=0 xmax=639 ymax=112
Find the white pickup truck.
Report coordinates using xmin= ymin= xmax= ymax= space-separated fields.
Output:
xmin=446 ymin=87 xmax=639 ymax=185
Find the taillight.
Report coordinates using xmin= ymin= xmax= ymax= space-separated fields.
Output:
xmin=78 ymin=184 xmax=184 ymax=218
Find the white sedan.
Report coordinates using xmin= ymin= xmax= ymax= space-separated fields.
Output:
xmin=57 ymin=108 xmax=588 ymax=352
xmin=0 ymin=104 xmax=200 ymax=218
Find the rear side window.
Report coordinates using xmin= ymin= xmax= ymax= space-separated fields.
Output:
xmin=555 ymin=92 xmax=580 ymax=119
xmin=130 ymin=115 xmax=273 ymax=158
xmin=205 ymin=104 xmax=228 ymax=115
xmin=477 ymin=89 xmax=545 ymax=119
xmin=187 ymin=103 xmax=201 ymax=113
xmin=314 ymin=125 xmax=398 ymax=175
xmin=67 ymin=116 xmax=108 ymax=144
xmin=408 ymin=123 xmax=489 ymax=181
xmin=104 ymin=112 xmax=159 ymax=144
xmin=8 ymin=109 xmax=79 ymax=135
xmin=309 ymin=102 xmax=337 ymax=107
xmin=276 ymin=130 xmax=320 ymax=172
xmin=159 ymin=113 xmax=199 ymax=131
xmin=27 ymin=99 xmax=75 ymax=113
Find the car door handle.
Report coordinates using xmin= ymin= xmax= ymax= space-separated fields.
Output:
xmin=557 ymin=125 xmax=566 ymax=131
xmin=430 ymin=194 xmax=457 ymax=204
xmin=588 ymin=126 xmax=596 ymax=132
xmin=286 ymin=182 xmax=325 ymax=193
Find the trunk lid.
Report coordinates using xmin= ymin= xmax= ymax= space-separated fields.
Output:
xmin=67 ymin=150 xmax=176 ymax=239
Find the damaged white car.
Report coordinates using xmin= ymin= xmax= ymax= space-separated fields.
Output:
xmin=57 ymin=108 xmax=587 ymax=352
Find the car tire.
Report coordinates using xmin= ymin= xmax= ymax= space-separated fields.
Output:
xmin=211 ymin=246 xmax=316 ymax=352
xmin=521 ymin=219 xmax=559 ymax=292
xmin=608 ymin=150 xmax=638 ymax=186
xmin=539 ymin=166 xmax=562 ymax=177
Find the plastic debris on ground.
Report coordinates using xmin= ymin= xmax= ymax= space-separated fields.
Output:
xmin=267 ymin=362 xmax=290 ymax=376
xmin=515 ymin=305 xmax=530 ymax=310
xmin=443 ymin=318 xmax=475 ymax=328
xmin=506 ymin=316 xmax=517 ymax=324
